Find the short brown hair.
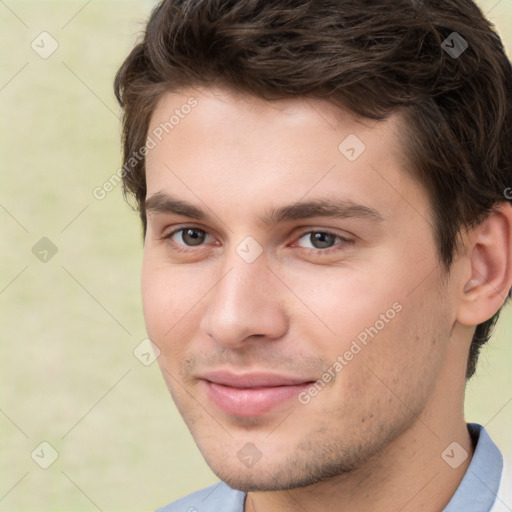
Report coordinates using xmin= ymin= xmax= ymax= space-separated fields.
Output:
xmin=114 ymin=0 xmax=512 ymax=379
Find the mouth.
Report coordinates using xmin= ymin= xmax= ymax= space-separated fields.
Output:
xmin=199 ymin=370 xmax=316 ymax=417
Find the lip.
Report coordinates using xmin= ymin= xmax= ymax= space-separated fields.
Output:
xmin=199 ymin=370 xmax=315 ymax=417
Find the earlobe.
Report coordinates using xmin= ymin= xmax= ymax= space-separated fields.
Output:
xmin=457 ymin=203 xmax=512 ymax=326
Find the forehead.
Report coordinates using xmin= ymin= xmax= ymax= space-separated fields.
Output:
xmin=145 ymin=86 xmax=426 ymax=225
xmin=147 ymin=86 xmax=390 ymax=152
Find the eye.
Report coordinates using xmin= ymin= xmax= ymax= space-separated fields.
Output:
xmin=164 ymin=227 xmax=212 ymax=250
xmin=295 ymin=230 xmax=352 ymax=253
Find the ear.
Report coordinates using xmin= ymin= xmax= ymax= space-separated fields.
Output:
xmin=456 ymin=202 xmax=512 ymax=326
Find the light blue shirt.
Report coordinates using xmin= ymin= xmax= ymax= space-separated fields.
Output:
xmin=156 ymin=423 xmax=504 ymax=512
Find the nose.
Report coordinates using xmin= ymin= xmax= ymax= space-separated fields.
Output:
xmin=199 ymin=250 xmax=289 ymax=349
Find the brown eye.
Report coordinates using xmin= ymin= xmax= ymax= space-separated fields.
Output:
xmin=298 ymin=231 xmax=340 ymax=250
xmin=164 ymin=227 xmax=210 ymax=250
xmin=176 ymin=228 xmax=207 ymax=246
xmin=310 ymin=232 xmax=337 ymax=249
xmin=293 ymin=230 xmax=354 ymax=257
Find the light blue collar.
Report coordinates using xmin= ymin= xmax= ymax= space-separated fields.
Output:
xmin=443 ymin=423 xmax=503 ymax=511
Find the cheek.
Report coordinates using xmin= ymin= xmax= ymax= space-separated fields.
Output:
xmin=141 ymin=253 xmax=221 ymax=382
xmin=287 ymin=266 xmax=403 ymax=355
xmin=298 ymin=270 xmax=450 ymax=414
xmin=141 ymin=260 xmax=198 ymax=404
xmin=349 ymin=290 xmax=451 ymax=414
xmin=141 ymin=259 xmax=168 ymax=339
xmin=141 ymin=256 xmax=193 ymax=349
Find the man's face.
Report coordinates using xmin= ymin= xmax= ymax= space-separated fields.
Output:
xmin=142 ymin=87 xmax=459 ymax=491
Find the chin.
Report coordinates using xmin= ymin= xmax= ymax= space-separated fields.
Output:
xmin=202 ymin=449 xmax=363 ymax=493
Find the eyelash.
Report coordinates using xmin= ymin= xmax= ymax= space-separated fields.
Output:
xmin=161 ymin=226 xmax=353 ymax=256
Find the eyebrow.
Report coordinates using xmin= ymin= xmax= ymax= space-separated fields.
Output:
xmin=144 ymin=192 xmax=383 ymax=225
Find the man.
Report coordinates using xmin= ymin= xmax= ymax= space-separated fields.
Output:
xmin=114 ymin=0 xmax=512 ymax=510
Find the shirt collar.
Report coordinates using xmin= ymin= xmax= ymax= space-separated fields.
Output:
xmin=443 ymin=423 xmax=503 ymax=512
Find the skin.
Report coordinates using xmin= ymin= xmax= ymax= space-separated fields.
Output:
xmin=141 ymin=86 xmax=512 ymax=512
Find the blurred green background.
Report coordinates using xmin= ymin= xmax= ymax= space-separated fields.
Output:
xmin=0 ymin=1 xmax=511 ymax=510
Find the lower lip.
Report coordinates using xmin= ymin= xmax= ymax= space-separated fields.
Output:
xmin=203 ymin=381 xmax=312 ymax=417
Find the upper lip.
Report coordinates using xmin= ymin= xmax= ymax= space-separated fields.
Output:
xmin=200 ymin=370 xmax=315 ymax=388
